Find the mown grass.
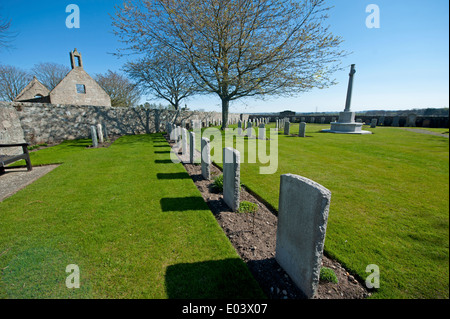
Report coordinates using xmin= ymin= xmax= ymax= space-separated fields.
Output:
xmin=403 ymin=127 xmax=449 ymax=135
xmin=0 ymin=134 xmax=264 ymax=299
xmin=212 ymin=123 xmax=449 ymax=299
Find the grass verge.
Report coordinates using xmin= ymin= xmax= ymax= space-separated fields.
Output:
xmin=0 ymin=134 xmax=264 ymax=299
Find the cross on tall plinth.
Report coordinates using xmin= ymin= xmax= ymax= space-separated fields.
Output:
xmin=321 ymin=64 xmax=372 ymax=135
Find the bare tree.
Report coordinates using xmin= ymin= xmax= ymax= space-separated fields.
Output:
xmin=113 ymin=0 xmax=346 ymax=129
xmin=124 ymin=48 xmax=199 ymax=122
xmin=0 ymin=15 xmax=15 ymax=50
xmin=95 ymin=70 xmax=141 ymax=107
xmin=0 ymin=64 xmax=32 ymax=101
xmin=31 ymin=62 xmax=70 ymax=90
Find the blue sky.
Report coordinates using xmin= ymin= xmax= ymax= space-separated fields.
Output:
xmin=0 ymin=0 xmax=448 ymax=113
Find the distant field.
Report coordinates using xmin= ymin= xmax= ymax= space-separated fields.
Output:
xmin=211 ymin=123 xmax=449 ymax=299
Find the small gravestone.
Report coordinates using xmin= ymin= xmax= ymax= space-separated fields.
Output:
xmin=102 ymin=122 xmax=108 ymax=139
xmin=181 ymin=128 xmax=188 ymax=155
xmin=201 ymin=137 xmax=211 ymax=180
xmin=370 ymin=118 xmax=378 ymax=128
xmin=299 ymin=122 xmax=306 ymax=137
xmin=177 ymin=126 xmax=182 ymax=142
xmin=189 ymin=132 xmax=196 ymax=164
xmin=90 ymin=126 xmax=98 ymax=148
xmin=406 ymin=113 xmax=417 ymax=127
xmin=310 ymin=117 xmax=315 ymax=123
xmin=247 ymin=121 xmax=253 ymax=138
xmin=276 ymin=174 xmax=331 ymax=298
xmin=320 ymin=117 xmax=325 ymax=124
xmin=284 ymin=121 xmax=290 ymax=135
xmin=223 ymin=147 xmax=241 ymax=212
xmin=238 ymin=121 xmax=243 ymax=135
xmin=170 ymin=124 xmax=176 ymax=141
xmin=258 ymin=124 xmax=265 ymax=140
xmin=392 ymin=116 xmax=400 ymax=127
xmin=155 ymin=111 xmax=161 ymax=132
xmin=96 ymin=124 xmax=104 ymax=143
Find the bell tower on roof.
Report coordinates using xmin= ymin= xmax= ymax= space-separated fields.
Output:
xmin=70 ymin=48 xmax=83 ymax=69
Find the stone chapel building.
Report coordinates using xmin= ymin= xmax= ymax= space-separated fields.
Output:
xmin=14 ymin=49 xmax=111 ymax=107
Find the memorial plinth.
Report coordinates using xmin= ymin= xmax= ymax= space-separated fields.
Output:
xmin=322 ymin=111 xmax=372 ymax=134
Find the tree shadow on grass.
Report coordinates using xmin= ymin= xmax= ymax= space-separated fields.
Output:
xmin=154 ymin=150 xmax=171 ymax=154
xmin=284 ymin=135 xmax=314 ymax=138
xmin=165 ymin=258 xmax=265 ymax=299
xmin=156 ymin=172 xmax=191 ymax=180
xmin=154 ymin=159 xmax=175 ymax=164
xmin=160 ymin=196 xmax=209 ymax=212
xmin=57 ymin=139 xmax=93 ymax=148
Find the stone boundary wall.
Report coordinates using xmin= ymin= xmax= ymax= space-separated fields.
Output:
xmin=0 ymin=102 xmax=246 ymax=145
xmin=0 ymin=105 xmax=26 ymax=156
xmin=249 ymin=114 xmax=449 ymax=128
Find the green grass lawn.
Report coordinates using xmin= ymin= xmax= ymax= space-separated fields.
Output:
xmin=210 ymin=123 xmax=449 ymax=299
xmin=2 ymin=124 xmax=448 ymax=299
xmin=0 ymin=134 xmax=264 ymax=299
xmin=403 ymin=127 xmax=449 ymax=135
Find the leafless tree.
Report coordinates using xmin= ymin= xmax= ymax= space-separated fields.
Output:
xmin=31 ymin=62 xmax=70 ymax=91
xmin=124 ymin=48 xmax=199 ymax=122
xmin=0 ymin=15 xmax=15 ymax=50
xmin=0 ymin=64 xmax=32 ymax=101
xmin=113 ymin=0 xmax=346 ymax=129
xmin=95 ymin=70 xmax=141 ymax=107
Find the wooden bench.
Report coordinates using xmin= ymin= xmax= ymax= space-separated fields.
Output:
xmin=0 ymin=143 xmax=32 ymax=174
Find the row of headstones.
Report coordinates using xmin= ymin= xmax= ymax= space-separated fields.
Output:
xmin=277 ymin=120 xmax=308 ymax=137
xmin=276 ymin=115 xmax=416 ymax=128
xmin=166 ymin=123 xmax=331 ymax=298
xmin=89 ymin=123 xmax=108 ymax=147
xmin=358 ymin=114 xmax=417 ymax=127
xmin=237 ymin=121 xmax=267 ymax=139
xmin=167 ymin=117 xmax=245 ymax=130
xmin=201 ymin=143 xmax=331 ymax=299
xmin=247 ymin=117 xmax=270 ymax=126
xmin=167 ymin=124 xmax=198 ymax=164
xmin=355 ymin=118 xmax=418 ymax=128
xmin=277 ymin=117 xmax=336 ymax=125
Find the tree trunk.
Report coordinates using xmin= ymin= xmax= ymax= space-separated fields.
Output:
xmin=221 ymin=98 xmax=229 ymax=130
xmin=172 ymin=102 xmax=180 ymax=124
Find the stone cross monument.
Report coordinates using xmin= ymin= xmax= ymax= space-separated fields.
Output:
xmin=344 ymin=64 xmax=356 ymax=112
xmin=321 ymin=64 xmax=371 ymax=135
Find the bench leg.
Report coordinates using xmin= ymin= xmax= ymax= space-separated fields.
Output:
xmin=22 ymin=145 xmax=33 ymax=171
xmin=25 ymin=158 xmax=32 ymax=171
